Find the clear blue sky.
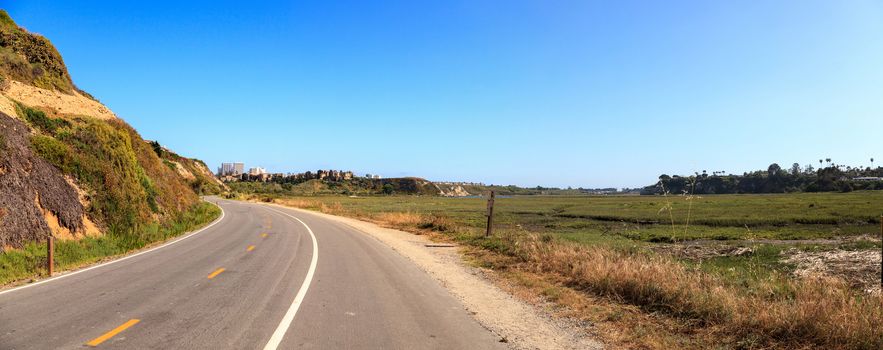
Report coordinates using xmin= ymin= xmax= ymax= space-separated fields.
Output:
xmin=4 ymin=1 xmax=882 ymax=188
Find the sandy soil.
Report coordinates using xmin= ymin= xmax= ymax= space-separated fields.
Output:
xmin=783 ymin=248 xmax=882 ymax=294
xmin=170 ymin=160 xmax=196 ymax=180
xmin=271 ymin=203 xmax=603 ymax=350
xmin=653 ymin=237 xmax=882 ymax=294
xmin=1 ymin=80 xmax=116 ymax=119
xmin=0 ymin=94 xmax=15 ymax=117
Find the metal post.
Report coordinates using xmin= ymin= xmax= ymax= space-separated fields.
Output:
xmin=880 ymin=215 xmax=882 ymax=288
xmin=485 ymin=191 xmax=495 ymax=238
xmin=47 ymin=235 xmax=54 ymax=277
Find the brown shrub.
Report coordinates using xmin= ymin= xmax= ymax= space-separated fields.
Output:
xmin=418 ymin=214 xmax=456 ymax=232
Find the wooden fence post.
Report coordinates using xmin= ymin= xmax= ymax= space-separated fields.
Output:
xmin=47 ymin=235 xmax=54 ymax=277
xmin=485 ymin=191 xmax=495 ymax=238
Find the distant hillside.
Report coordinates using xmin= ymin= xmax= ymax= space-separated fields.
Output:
xmin=0 ymin=10 xmax=211 ymax=249
xmin=149 ymin=141 xmax=227 ymax=195
xmin=229 ymin=177 xmax=443 ymax=196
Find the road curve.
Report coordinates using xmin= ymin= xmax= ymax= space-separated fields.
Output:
xmin=0 ymin=198 xmax=506 ymax=349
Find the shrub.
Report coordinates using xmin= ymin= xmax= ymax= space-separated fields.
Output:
xmin=15 ymin=102 xmax=69 ymax=134
xmin=29 ymin=134 xmax=72 ymax=168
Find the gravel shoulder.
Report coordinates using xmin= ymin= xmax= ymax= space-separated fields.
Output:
xmin=269 ymin=203 xmax=603 ymax=350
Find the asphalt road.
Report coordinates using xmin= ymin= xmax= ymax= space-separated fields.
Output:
xmin=0 ymin=198 xmax=506 ymax=349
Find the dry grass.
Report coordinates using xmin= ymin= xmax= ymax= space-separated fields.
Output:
xmin=375 ymin=211 xmax=423 ymax=227
xmin=466 ymin=246 xmax=729 ymax=349
xmin=516 ymin=235 xmax=883 ymax=349
xmin=318 ymin=201 xmax=344 ymax=214
xmin=274 ymin=198 xmax=319 ymax=209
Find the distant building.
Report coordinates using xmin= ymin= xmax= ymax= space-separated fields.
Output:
xmin=223 ymin=168 xmax=356 ymax=183
xmin=372 ymin=174 xmax=381 ymax=179
xmin=853 ymin=177 xmax=883 ymax=181
xmin=218 ymin=162 xmax=245 ymax=176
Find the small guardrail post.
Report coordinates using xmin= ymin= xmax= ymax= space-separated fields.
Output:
xmin=47 ymin=234 xmax=54 ymax=277
xmin=485 ymin=191 xmax=495 ymax=238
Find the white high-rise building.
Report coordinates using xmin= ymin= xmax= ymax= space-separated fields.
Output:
xmin=219 ymin=162 xmax=245 ymax=176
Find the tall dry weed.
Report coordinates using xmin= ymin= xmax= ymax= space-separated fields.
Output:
xmin=277 ymin=198 xmax=317 ymax=209
xmin=375 ymin=211 xmax=424 ymax=227
xmin=516 ymin=235 xmax=882 ymax=349
xmin=318 ymin=201 xmax=344 ymax=214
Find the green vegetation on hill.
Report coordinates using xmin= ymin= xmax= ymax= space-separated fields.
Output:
xmin=20 ymin=102 xmax=199 ymax=235
xmin=149 ymin=141 xmax=224 ymax=195
xmin=0 ymin=10 xmax=85 ymax=95
xmin=229 ymin=177 xmax=439 ymax=196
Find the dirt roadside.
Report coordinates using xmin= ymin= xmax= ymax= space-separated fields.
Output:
xmin=267 ymin=203 xmax=603 ymax=350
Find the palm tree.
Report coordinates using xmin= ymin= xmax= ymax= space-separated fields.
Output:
xmin=825 ymin=158 xmax=832 ymax=167
xmin=819 ymin=159 xmax=823 ymax=168
xmin=871 ymin=157 xmax=875 ymax=169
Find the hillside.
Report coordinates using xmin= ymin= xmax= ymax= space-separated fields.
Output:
xmin=149 ymin=141 xmax=227 ymax=195
xmin=0 ymin=10 xmax=215 ymax=253
xmin=229 ymin=177 xmax=445 ymax=196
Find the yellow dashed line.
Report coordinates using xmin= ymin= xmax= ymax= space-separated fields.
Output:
xmin=247 ymin=245 xmax=255 ymax=252
xmin=207 ymin=268 xmax=225 ymax=279
xmin=86 ymin=319 xmax=140 ymax=347
xmin=261 ymin=233 xmax=268 ymax=238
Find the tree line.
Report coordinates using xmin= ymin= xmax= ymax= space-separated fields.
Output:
xmin=642 ymin=160 xmax=882 ymax=195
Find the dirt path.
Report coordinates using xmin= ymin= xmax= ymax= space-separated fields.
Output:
xmin=270 ymin=203 xmax=603 ymax=350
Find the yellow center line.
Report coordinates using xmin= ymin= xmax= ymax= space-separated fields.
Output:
xmin=86 ymin=319 xmax=140 ymax=347
xmin=207 ymin=268 xmax=225 ymax=279
xmin=247 ymin=245 xmax=255 ymax=252
xmin=261 ymin=233 xmax=268 ymax=238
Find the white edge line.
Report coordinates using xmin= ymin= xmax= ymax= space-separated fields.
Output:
xmin=261 ymin=206 xmax=319 ymax=350
xmin=0 ymin=201 xmax=226 ymax=297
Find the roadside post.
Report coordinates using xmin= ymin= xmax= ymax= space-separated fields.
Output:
xmin=485 ymin=191 xmax=495 ymax=238
xmin=880 ymin=214 xmax=882 ymax=288
xmin=47 ymin=235 xmax=54 ymax=277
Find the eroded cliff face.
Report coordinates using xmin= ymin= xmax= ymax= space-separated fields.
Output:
xmin=0 ymin=112 xmax=84 ymax=248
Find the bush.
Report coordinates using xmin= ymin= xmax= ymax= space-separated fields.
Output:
xmin=29 ymin=134 xmax=71 ymax=168
xmin=15 ymin=102 xmax=69 ymax=134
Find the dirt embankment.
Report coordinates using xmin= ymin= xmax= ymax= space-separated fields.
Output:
xmin=0 ymin=80 xmax=116 ymax=120
xmin=0 ymin=112 xmax=89 ymax=248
